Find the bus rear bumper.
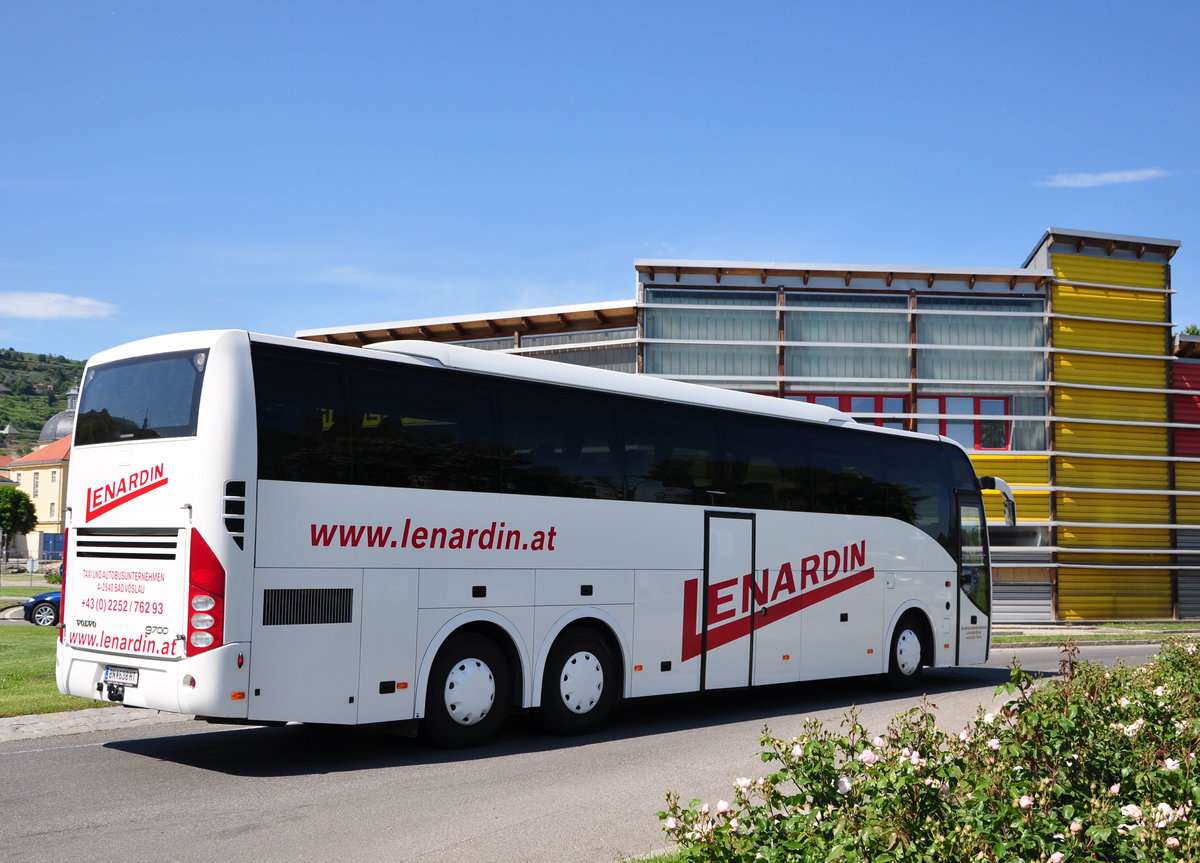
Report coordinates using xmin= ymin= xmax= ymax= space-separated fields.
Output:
xmin=57 ymin=642 xmax=251 ymax=720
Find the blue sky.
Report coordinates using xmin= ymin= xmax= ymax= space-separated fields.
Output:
xmin=3 ymin=1 xmax=1198 ymax=361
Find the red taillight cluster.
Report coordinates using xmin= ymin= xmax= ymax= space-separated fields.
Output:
xmin=59 ymin=528 xmax=68 ymax=644
xmin=186 ymin=529 xmax=225 ymax=656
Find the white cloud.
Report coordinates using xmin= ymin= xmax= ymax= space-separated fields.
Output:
xmin=0 ymin=292 xmax=117 ymax=320
xmin=312 ymin=265 xmax=378 ymax=284
xmin=308 ymin=266 xmax=412 ymax=291
xmin=1037 ymin=168 xmax=1168 ymax=188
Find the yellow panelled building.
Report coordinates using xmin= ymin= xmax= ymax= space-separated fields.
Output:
xmin=298 ymin=228 xmax=1191 ymax=620
xmin=1030 ymin=232 xmax=1177 ymax=618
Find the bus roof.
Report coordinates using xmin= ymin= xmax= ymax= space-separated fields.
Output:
xmin=88 ymin=329 xmax=952 ymax=442
xmin=253 ymin=331 xmax=857 ymax=429
xmin=369 ymin=337 xmax=862 ymax=426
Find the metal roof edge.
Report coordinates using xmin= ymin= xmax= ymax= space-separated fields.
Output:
xmin=1022 ymin=227 xmax=1181 ymax=267
xmin=633 ymin=258 xmax=1052 ymax=278
xmin=294 ymin=299 xmax=635 ymax=339
xmin=1046 ymin=227 xmax=1181 ymax=249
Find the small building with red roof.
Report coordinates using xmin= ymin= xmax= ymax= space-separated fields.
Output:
xmin=7 ymin=435 xmax=71 ymax=561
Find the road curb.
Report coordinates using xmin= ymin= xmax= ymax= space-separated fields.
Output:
xmin=991 ymin=638 xmax=1162 ymax=650
xmin=0 ymin=706 xmax=193 ymax=743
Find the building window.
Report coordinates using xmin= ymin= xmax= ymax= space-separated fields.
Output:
xmin=788 ymin=394 xmax=907 ymax=429
xmin=914 ymin=296 xmax=1046 ymax=383
xmin=784 ymin=294 xmax=910 ymax=381
xmin=49 ymin=502 xmax=55 ymax=519
xmin=51 ymin=470 xmax=57 ymax=484
xmin=642 ymin=302 xmax=777 ymax=380
xmin=917 ymin=396 xmax=1009 ymax=450
xmin=33 ymin=472 xmax=39 ymax=497
xmin=645 ymin=288 xmax=775 ymax=306
xmin=645 ymin=343 xmax=776 ymax=379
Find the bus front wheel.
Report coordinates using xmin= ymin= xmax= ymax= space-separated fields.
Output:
xmin=424 ymin=632 xmax=510 ymax=748
xmin=886 ymin=616 xmax=926 ymax=691
xmin=539 ymin=630 xmax=618 ymax=735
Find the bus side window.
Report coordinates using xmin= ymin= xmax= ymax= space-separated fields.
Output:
xmin=495 ymin=384 xmax=622 ymax=500
xmin=254 ymin=352 xmax=352 ymax=484
xmin=943 ymin=446 xmax=980 ymax=491
xmin=351 ymin=366 xmax=500 ymax=493
xmin=807 ymin=425 xmax=884 ymax=517
xmin=721 ymin=414 xmax=812 ymax=511
xmin=619 ymin=403 xmax=722 ymax=505
xmin=879 ymin=437 xmax=950 ymax=546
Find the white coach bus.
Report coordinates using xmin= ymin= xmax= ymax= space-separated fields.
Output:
xmin=57 ymin=330 xmax=1012 ymax=746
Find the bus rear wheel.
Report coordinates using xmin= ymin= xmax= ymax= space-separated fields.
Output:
xmin=539 ymin=631 xmax=618 ymax=736
xmin=886 ymin=616 xmax=926 ymax=691
xmin=424 ymin=632 xmax=510 ymax=748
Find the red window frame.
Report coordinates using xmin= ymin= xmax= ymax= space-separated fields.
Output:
xmin=787 ymin=394 xmax=908 ymax=429
xmin=917 ymin=396 xmax=1009 ymax=450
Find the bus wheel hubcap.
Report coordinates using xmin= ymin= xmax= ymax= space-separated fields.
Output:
xmin=444 ymin=657 xmax=495 ymax=726
xmin=895 ymin=630 xmax=921 ymax=676
xmin=559 ymin=651 xmax=604 ymax=714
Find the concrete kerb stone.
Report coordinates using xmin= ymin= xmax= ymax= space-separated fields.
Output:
xmin=991 ymin=623 xmax=1200 ymax=649
xmin=0 ymin=706 xmax=193 ymax=743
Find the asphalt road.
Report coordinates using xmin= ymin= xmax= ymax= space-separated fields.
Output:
xmin=0 ymin=644 xmax=1156 ymax=863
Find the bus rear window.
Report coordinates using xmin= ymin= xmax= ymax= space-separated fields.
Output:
xmin=75 ymin=350 xmax=208 ymax=445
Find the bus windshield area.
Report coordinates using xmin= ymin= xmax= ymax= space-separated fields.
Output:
xmin=75 ymin=350 xmax=208 ymax=445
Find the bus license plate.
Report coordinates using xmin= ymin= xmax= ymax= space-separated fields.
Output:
xmin=104 ymin=666 xmax=139 ymax=687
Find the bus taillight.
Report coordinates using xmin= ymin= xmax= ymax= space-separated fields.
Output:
xmin=59 ymin=529 xmax=68 ymax=644
xmin=187 ymin=529 xmax=225 ymax=655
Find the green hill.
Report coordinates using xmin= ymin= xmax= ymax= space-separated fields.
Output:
xmin=0 ymin=349 xmax=86 ymax=458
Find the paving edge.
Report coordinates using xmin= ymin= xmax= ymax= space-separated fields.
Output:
xmin=0 ymin=706 xmax=194 ymax=743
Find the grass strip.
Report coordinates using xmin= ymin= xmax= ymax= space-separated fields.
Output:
xmin=0 ymin=626 xmax=108 ymax=717
xmin=1 ymin=586 xmax=51 ymax=600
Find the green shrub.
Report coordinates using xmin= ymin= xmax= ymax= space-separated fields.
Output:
xmin=660 ymin=640 xmax=1200 ymax=861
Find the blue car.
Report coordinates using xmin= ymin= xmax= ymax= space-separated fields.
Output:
xmin=23 ymin=591 xmax=61 ymax=627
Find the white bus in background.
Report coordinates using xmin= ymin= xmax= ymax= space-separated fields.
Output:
xmin=56 ymin=330 xmax=1012 ymax=747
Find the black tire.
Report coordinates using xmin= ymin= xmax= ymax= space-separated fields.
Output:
xmin=539 ymin=630 xmax=618 ymax=735
xmin=886 ymin=616 xmax=926 ymax=691
xmin=424 ymin=632 xmax=510 ymax=748
xmin=30 ymin=601 xmax=59 ymax=627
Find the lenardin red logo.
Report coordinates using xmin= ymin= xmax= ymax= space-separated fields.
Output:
xmin=682 ymin=539 xmax=873 ymax=662
xmin=85 ymin=464 xmax=168 ymax=521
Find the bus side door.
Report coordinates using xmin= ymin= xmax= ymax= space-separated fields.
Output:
xmin=956 ymin=493 xmax=991 ymax=664
xmin=701 ymin=512 xmax=756 ymax=690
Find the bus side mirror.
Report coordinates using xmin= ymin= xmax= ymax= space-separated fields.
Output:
xmin=978 ymin=476 xmax=1016 ymax=527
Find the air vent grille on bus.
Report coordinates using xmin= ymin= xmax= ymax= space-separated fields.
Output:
xmin=74 ymin=528 xmax=179 ymax=560
xmin=263 ymin=588 xmax=353 ymax=626
xmin=224 ymin=481 xmax=246 ymax=550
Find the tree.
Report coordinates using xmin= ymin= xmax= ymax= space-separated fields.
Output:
xmin=0 ymin=485 xmax=37 ymax=561
xmin=1185 ymin=324 xmax=1200 ymax=336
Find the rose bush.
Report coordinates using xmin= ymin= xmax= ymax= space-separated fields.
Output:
xmin=660 ymin=638 xmax=1200 ymax=861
